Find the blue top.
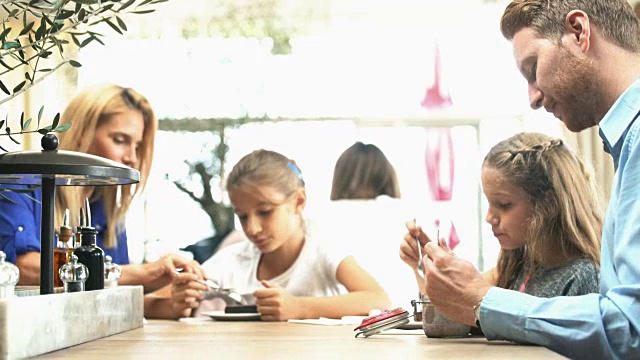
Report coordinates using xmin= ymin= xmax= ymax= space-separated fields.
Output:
xmin=0 ymin=186 xmax=130 ymax=265
xmin=480 ymin=80 xmax=640 ymax=359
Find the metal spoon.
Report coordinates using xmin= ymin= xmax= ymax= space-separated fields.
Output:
xmin=174 ymin=269 xmax=246 ymax=305
xmin=414 ymin=219 xmax=424 ymax=278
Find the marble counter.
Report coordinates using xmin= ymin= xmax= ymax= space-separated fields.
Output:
xmin=0 ymin=285 xmax=143 ymax=359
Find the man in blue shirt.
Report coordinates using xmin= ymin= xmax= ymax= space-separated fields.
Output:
xmin=419 ymin=1 xmax=640 ymax=359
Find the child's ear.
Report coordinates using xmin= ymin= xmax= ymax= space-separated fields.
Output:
xmin=294 ymin=188 xmax=307 ymax=214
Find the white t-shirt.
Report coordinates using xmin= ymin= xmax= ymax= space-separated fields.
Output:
xmin=197 ymin=233 xmax=348 ymax=313
xmin=308 ymin=195 xmax=431 ymax=309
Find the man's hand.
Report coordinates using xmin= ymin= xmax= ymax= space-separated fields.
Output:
xmin=422 ymin=242 xmax=492 ymax=327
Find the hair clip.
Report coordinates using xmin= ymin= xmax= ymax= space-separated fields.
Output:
xmin=287 ymin=162 xmax=304 ymax=182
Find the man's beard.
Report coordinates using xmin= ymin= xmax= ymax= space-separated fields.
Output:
xmin=552 ymin=45 xmax=602 ymax=132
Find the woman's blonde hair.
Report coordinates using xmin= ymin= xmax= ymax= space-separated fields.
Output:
xmin=330 ymin=142 xmax=400 ymax=200
xmin=226 ymin=149 xmax=304 ymax=205
xmin=54 ymin=83 xmax=157 ymax=248
xmin=483 ymin=132 xmax=603 ymax=289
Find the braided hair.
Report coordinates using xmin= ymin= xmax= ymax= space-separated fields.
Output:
xmin=483 ymin=132 xmax=603 ymax=290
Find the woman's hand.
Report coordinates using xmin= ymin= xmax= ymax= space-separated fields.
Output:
xmin=254 ymin=280 xmax=302 ymax=321
xmin=142 ymin=254 xmax=206 ymax=292
xmin=170 ymin=272 xmax=208 ymax=318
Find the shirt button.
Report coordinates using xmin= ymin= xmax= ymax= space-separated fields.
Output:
xmin=17 ymin=226 xmax=23 ymax=232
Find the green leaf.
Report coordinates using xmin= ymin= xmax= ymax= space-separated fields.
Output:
xmin=0 ymin=27 xmax=12 ymax=41
xmin=12 ymin=80 xmax=26 ymax=94
xmin=52 ymin=112 xmax=60 ymax=129
xmin=7 ymin=133 xmax=20 ymax=145
xmin=37 ymin=128 xmax=48 ymax=135
xmin=0 ymin=193 xmax=18 ymax=205
xmin=116 ymin=16 xmax=127 ymax=31
xmin=37 ymin=68 xmax=52 ymax=72
xmin=119 ymin=0 xmax=135 ymax=11
xmin=78 ymin=8 xmax=86 ymax=22
xmin=19 ymin=112 xmax=24 ymax=130
xmin=79 ymin=36 xmax=94 ymax=47
xmin=24 ymin=193 xmax=41 ymax=203
xmin=2 ymin=41 xmax=20 ymax=50
xmin=104 ymin=19 xmax=122 ymax=35
xmin=98 ymin=4 xmax=114 ymax=13
xmin=71 ymin=0 xmax=100 ymax=4
xmin=70 ymin=33 xmax=80 ymax=46
xmin=0 ymin=80 xmax=9 ymax=95
xmin=132 ymin=10 xmax=156 ymax=14
xmin=58 ymin=9 xmax=74 ymax=20
xmin=18 ymin=21 xmax=34 ymax=36
xmin=23 ymin=118 xmax=32 ymax=130
xmin=25 ymin=71 xmax=32 ymax=82
xmin=0 ymin=59 xmax=11 ymax=70
xmin=0 ymin=120 xmax=5 ymax=129
xmin=54 ymin=122 xmax=72 ymax=132
xmin=139 ymin=0 xmax=154 ymax=6
xmin=0 ymin=187 xmax=41 ymax=194
xmin=35 ymin=18 xmax=46 ymax=41
xmin=37 ymin=105 xmax=44 ymax=128
xmin=69 ymin=59 xmax=82 ymax=67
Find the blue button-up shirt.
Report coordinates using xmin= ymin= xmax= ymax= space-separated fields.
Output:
xmin=480 ymin=80 xmax=640 ymax=360
xmin=0 ymin=186 xmax=130 ymax=265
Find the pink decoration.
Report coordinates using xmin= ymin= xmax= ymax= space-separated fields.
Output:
xmin=425 ymin=128 xmax=459 ymax=250
xmin=421 ymin=44 xmax=453 ymax=110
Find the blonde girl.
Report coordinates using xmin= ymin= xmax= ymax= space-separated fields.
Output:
xmin=171 ymin=149 xmax=390 ymax=320
xmin=401 ymin=132 xmax=602 ymax=298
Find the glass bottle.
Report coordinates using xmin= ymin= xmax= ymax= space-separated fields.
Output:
xmin=53 ymin=209 xmax=73 ymax=287
xmin=59 ymin=254 xmax=89 ymax=293
xmin=104 ymin=255 xmax=122 ymax=289
xmin=0 ymin=250 xmax=19 ymax=298
xmin=73 ymin=225 xmax=104 ymax=291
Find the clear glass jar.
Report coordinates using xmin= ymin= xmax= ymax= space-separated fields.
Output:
xmin=0 ymin=251 xmax=19 ymax=298
xmin=59 ymin=254 xmax=89 ymax=293
xmin=104 ymin=255 xmax=122 ymax=288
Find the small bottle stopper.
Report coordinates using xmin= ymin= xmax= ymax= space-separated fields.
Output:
xmin=0 ymin=251 xmax=19 ymax=299
xmin=104 ymin=255 xmax=122 ymax=289
xmin=59 ymin=254 xmax=89 ymax=293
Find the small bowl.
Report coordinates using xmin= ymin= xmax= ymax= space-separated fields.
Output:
xmin=414 ymin=296 xmax=470 ymax=338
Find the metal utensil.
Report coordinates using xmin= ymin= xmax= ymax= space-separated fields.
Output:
xmin=414 ymin=219 xmax=424 ymax=278
xmin=84 ymin=197 xmax=91 ymax=227
xmin=174 ymin=270 xmax=246 ymax=305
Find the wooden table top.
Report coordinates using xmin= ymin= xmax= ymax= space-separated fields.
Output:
xmin=37 ymin=319 xmax=566 ymax=359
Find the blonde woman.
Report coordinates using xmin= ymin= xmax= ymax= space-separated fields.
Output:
xmin=0 ymin=83 xmax=204 ymax=295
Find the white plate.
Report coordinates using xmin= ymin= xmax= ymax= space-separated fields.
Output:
xmin=201 ymin=311 xmax=262 ymax=321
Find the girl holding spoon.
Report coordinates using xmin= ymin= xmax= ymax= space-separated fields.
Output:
xmin=170 ymin=149 xmax=390 ymax=320
xmin=400 ymin=133 xmax=602 ymax=305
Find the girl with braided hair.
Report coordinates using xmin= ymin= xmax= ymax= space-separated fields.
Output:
xmin=400 ymin=132 xmax=602 ymax=300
